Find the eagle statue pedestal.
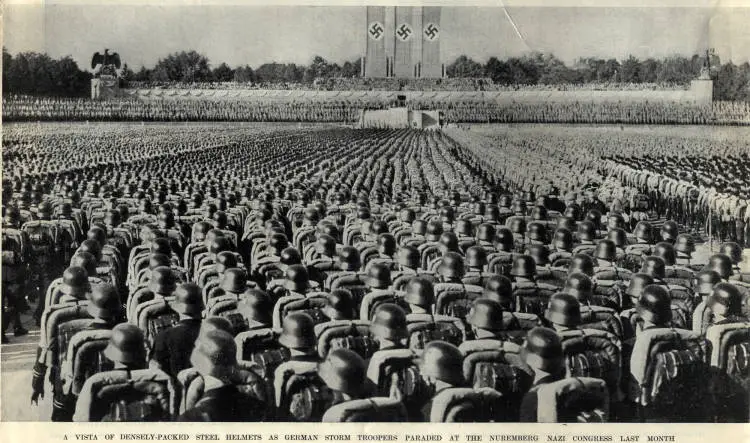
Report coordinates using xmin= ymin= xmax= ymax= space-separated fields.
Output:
xmin=91 ymin=75 xmax=120 ymax=100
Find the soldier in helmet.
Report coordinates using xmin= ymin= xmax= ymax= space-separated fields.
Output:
xmin=707 ymin=282 xmax=748 ymax=326
xmin=403 ymin=277 xmax=435 ymax=314
xmin=592 ymin=239 xmax=632 ymax=283
xmin=674 ymin=234 xmax=697 ymax=268
xmin=33 ymin=283 xmax=123 ymax=419
xmin=519 ymin=327 xmax=565 ymax=422
xmin=482 ymin=275 xmax=515 ymax=310
xmin=544 ymin=293 xmax=582 ymax=333
xmin=463 ymin=298 xmax=507 ymax=341
xmin=72 ymin=323 xmax=149 ymax=420
xmin=694 ymin=270 xmax=722 ymax=302
xmin=278 ymin=312 xmax=319 ymax=363
xmin=2 ymin=220 xmax=31 ymax=342
xmin=720 ymin=242 xmax=750 ymax=283
xmin=150 ymin=283 xmax=205 ymax=377
xmin=319 ymin=348 xmax=372 ymax=409
xmin=572 ymin=221 xmax=597 ymax=255
xmin=178 ymin=330 xmax=267 ymax=421
xmin=321 ymin=289 xmax=357 ymax=322
xmin=625 ymin=221 xmax=654 ymax=257
xmin=660 ymin=220 xmax=680 ymax=245
xmin=417 ymin=341 xmax=466 ymax=421
xmin=568 ymin=253 xmax=596 ymax=278
xmin=363 ymin=262 xmax=394 ymax=300
xmin=370 ymin=303 xmax=409 ymax=351
xmin=365 ymin=233 xmax=399 ymax=271
xmin=549 ymin=228 xmax=574 ymax=265
xmin=463 ymin=246 xmax=497 ymax=286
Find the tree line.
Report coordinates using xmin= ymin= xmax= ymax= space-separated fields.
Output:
xmin=3 ymin=47 xmax=748 ymax=101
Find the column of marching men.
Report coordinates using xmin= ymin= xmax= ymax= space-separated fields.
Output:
xmin=1 ymin=131 xmax=749 ymax=423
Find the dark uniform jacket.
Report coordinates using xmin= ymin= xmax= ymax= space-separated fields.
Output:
xmin=151 ymin=318 xmax=202 ymax=377
xmin=177 ymin=385 xmax=267 ymax=421
xmin=519 ymin=374 xmax=565 ymax=422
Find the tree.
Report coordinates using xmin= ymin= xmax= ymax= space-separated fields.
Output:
xmin=233 ymin=65 xmax=255 ymax=83
xmin=120 ymin=63 xmax=135 ymax=81
xmin=620 ymin=55 xmax=641 ymax=82
xmin=212 ymin=62 xmax=234 ymax=82
xmin=638 ymin=58 xmax=659 ymax=83
xmin=446 ymin=55 xmax=484 ymax=78
xmin=153 ymin=50 xmax=211 ymax=82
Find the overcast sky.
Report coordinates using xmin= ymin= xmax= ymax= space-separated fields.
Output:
xmin=4 ymin=1 xmax=749 ymax=71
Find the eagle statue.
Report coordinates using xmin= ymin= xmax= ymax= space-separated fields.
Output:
xmin=91 ymin=49 xmax=121 ymax=77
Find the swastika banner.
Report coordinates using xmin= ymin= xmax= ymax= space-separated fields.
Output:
xmin=394 ymin=6 xmax=414 ymax=77
xmin=365 ymin=6 xmax=387 ymax=77
xmin=421 ymin=6 xmax=442 ymax=78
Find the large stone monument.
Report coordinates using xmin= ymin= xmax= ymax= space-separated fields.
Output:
xmin=90 ymin=49 xmax=122 ymax=100
xmin=690 ymin=49 xmax=714 ymax=105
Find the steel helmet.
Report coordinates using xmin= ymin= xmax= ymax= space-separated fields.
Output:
xmin=284 ymin=264 xmax=310 ymax=292
xmin=149 ymin=266 xmax=177 ymax=295
xmin=366 ymin=262 xmax=392 ymax=289
xmin=419 ymin=341 xmax=465 ymax=386
xmin=553 ymin=228 xmax=574 ymax=251
xmin=495 ymin=228 xmax=515 ymax=252
xmin=370 ymin=303 xmax=408 ymax=341
xmin=426 ymin=220 xmax=444 ymax=242
xmin=568 ymin=254 xmax=595 ymax=277
xmin=439 ymin=232 xmax=460 ymax=252
xmin=527 ymin=222 xmax=548 ymax=244
xmin=215 ymin=251 xmax=239 ymax=274
xmin=280 ymin=247 xmax=302 ymax=266
xmin=318 ymin=348 xmax=367 ymax=397
xmin=509 ymin=217 xmax=526 ymax=235
xmin=594 ymin=239 xmax=618 ymax=262
xmin=653 ymin=242 xmax=677 ymax=266
xmin=526 ymin=244 xmax=550 ymax=267
xmin=637 ymin=284 xmax=672 ymax=326
xmin=556 ymin=216 xmax=577 ymax=233
xmin=660 ymin=220 xmax=679 ymax=243
xmin=466 ymin=298 xmax=504 ymax=332
xmin=521 ymin=327 xmax=564 ymax=373
xmin=397 ymin=246 xmax=421 ymax=269
xmin=86 ymin=283 xmax=122 ymax=321
xmin=404 ymin=277 xmax=435 ymax=307
xmin=707 ymin=254 xmax=734 ymax=280
xmin=190 ymin=330 xmax=237 ymax=379
xmin=708 ymin=282 xmax=744 ymax=317
xmin=476 ymin=223 xmax=496 ymax=243
xmin=607 ymin=229 xmax=628 ymax=248
xmin=545 ymin=293 xmax=582 ymax=327
xmin=510 ymin=255 xmax=537 ymax=279
xmin=172 ymin=283 xmax=204 ymax=316
xmin=634 ymin=221 xmax=653 ymax=242
xmin=577 ymin=221 xmax=596 ymax=242
xmin=103 ymin=323 xmax=146 ymax=367
xmin=465 ymin=246 xmax=488 ymax=268
xmin=278 ymin=312 xmax=316 ymax=350
xmin=322 ymin=289 xmax=356 ymax=321
xmin=337 ymin=246 xmax=362 ymax=271
xmin=719 ymin=242 xmax=743 ymax=265
xmin=564 ymin=272 xmax=594 ymax=302
xmin=695 ymin=270 xmax=722 ymax=296
xmin=438 ymin=252 xmax=466 ymax=279
xmin=454 ymin=219 xmax=473 ymax=237
xmin=640 ymin=256 xmax=667 ymax=280
xmin=377 ymin=234 xmax=397 ymax=256
xmin=482 ymin=275 xmax=514 ymax=309
xmin=675 ymin=234 xmax=695 ymax=256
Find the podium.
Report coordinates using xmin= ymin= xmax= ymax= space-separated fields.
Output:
xmin=91 ymin=75 xmax=120 ymax=100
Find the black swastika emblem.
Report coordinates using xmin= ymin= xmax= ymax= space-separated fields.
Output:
xmin=397 ymin=23 xmax=413 ymax=41
xmin=424 ymin=23 xmax=439 ymax=41
xmin=369 ymin=22 xmax=384 ymax=40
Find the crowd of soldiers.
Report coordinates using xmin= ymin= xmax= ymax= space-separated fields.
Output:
xmin=2 ymin=126 xmax=749 ymax=423
xmin=4 ymin=95 xmax=750 ymax=125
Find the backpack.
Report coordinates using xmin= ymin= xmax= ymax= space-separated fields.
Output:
xmin=406 ymin=314 xmax=465 ymax=353
xmin=536 ymin=377 xmax=609 ymax=423
xmin=315 ymin=320 xmax=378 ymax=360
xmin=274 ymin=362 xmax=333 ymax=421
xmin=322 ymin=397 xmax=408 ymax=422
xmin=235 ymin=328 xmax=291 ymax=380
xmin=366 ymin=348 xmax=425 ymax=416
xmin=429 ymin=387 xmax=506 ymax=422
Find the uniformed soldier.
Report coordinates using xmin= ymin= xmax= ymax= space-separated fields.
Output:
xmin=318 ymin=348 xmax=372 ymax=407
xmin=464 ymin=298 xmax=506 ymax=340
xmin=322 ymin=289 xmax=357 ymax=321
xmin=518 ymin=327 xmax=565 ymax=422
xmin=149 ymin=283 xmax=205 ymax=377
xmin=178 ymin=330 xmax=268 ymax=421
xmin=403 ymin=277 xmax=435 ymax=315
xmin=72 ymin=323 xmax=148 ymax=422
xmin=544 ymin=293 xmax=581 ymax=333
xmin=707 ymin=282 xmax=748 ymax=326
xmin=417 ymin=341 xmax=466 ymax=421
xmin=482 ymin=275 xmax=515 ymax=310
xmin=370 ymin=303 xmax=409 ymax=351
xmin=278 ymin=312 xmax=319 ymax=362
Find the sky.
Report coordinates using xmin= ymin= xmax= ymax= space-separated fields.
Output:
xmin=3 ymin=0 xmax=750 ymax=71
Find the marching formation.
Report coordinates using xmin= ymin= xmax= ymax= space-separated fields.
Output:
xmin=2 ymin=125 xmax=749 ymax=423
xmin=4 ymin=95 xmax=750 ymax=125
